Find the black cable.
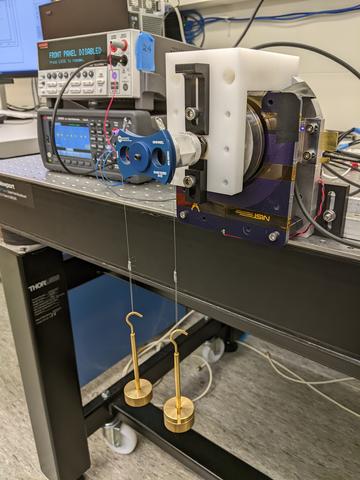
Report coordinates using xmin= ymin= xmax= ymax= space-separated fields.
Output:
xmin=7 ymin=79 xmax=39 ymax=112
xmin=323 ymin=164 xmax=360 ymax=189
xmin=7 ymin=104 xmax=36 ymax=112
xmin=184 ymin=13 xmax=206 ymax=47
xmin=334 ymin=149 xmax=360 ymax=161
xmin=253 ymin=42 xmax=360 ymax=81
xmin=323 ymin=151 xmax=360 ymax=163
xmin=50 ymin=59 xmax=107 ymax=174
xmin=329 ymin=159 xmax=357 ymax=170
xmin=350 ymin=188 xmax=360 ymax=197
xmin=294 ymin=182 xmax=360 ymax=249
xmin=327 ymin=160 xmax=354 ymax=171
xmin=337 ymin=147 xmax=360 ymax=197
xmin=253 ymin=42 xmax=360 ymax=247
xmin=233 ymin=0 xmax=265 ymax=47
xmin=200 ymin=29 xmax=206 ymax=48
xmin=325 ymin=161 xmax=360 ymax=195
xmin=339 ymin=127 xmax=354 ymax=142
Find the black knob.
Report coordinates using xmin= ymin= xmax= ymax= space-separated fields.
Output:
xmin=119 ymin=55 xmax=128 ymax=66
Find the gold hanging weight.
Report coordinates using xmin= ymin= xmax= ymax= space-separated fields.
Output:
xmin=124 ymin=311 xmax=153 ymax=407
xmin=163 ymin=329 xmax=195 ymax=433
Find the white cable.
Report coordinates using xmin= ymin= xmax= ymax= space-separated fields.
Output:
xmin=122 ymin=310 xmax=213 ymax=405
xmin=152 ymin=353 xmax=213 ymax=408
xmin=322 ymin=168 xmax=352 ymax=180
xmin=191 ymin=354 xmax=213 ymax=402
xmin=237 ymin=341 xmax=354 ymax=386
xmin=321 ymin=161 xmax=352 ymax=180
xmin=174 ymin=6 xmax=187 ymax=43
xmin=266 ymin=354 xmax=353 ymax=385
xmin=236 ymin=341 xmax=360 ymax=419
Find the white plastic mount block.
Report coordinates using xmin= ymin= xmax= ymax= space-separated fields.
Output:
xmin=166 ymin=48 xmax=299 ymax=195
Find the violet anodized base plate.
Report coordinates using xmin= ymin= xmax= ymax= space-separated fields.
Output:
xmin=177 ymin=92 xmax=306 ymax=247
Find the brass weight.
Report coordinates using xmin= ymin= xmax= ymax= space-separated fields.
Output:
xmin=163 ymin=329 xmax=195 ymax=433
xmin=124 ymin=311 xmax=153 ymax=407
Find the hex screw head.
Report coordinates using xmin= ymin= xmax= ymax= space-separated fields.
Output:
xmin=101 ymin=390 xmax=110 ymax=400
xmin=268 ymin=231 xmax=280 ymax=242
xmin=303 ymin=150 xmax=316 ymax=161
xmin=185 ymin=107 xmax=199 ymax=121
xmin=306 ymin=123 xmax=319 ymax=134
xmin=323 ymin=210 xmax=336 ymax=223
xmin=183 ymin=175 xmax=196 ymax=189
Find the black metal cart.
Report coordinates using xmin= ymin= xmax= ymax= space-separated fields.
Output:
xmin=0 ymin=155 xmax=359 ymax=480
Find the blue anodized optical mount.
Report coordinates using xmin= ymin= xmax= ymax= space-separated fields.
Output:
xmin=115 ymin=127 xmax=177 ymax=184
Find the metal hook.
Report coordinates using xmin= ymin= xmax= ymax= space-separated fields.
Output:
xmin=123 ymin=310 xmax=153 ymax=407
xmin=169 ymin=328 xmax=188 ymax=354
xmin=125 ymin=311 xmax=143 ymax=335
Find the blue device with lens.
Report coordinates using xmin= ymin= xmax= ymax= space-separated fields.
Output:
xmin=115 ymin=129 xmax=177 ymax=184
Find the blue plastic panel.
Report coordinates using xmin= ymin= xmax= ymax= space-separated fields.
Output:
xmin=69 ymin=274 xmax=185 ymax=386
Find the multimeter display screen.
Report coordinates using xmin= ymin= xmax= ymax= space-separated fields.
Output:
xmin=38 ymin=34 xmax=107 ymax=70
xmin=55 ymin=122 xmax=92 ymax=159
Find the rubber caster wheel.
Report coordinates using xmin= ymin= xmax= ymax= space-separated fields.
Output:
xmin=103 ymin=416 xmax=138 ymax=454
xmin=202 ymin=337 xmax=225 ymax=364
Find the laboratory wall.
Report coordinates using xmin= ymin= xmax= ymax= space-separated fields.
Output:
xmin=196 ymin=0 xmax=360 ymax=130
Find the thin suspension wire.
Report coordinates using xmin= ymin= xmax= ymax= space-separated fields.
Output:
xmin=173 ymin=216 xmax=179 ymax=325
xmin=107 ymin=64 xmax=135 ymax=312
xmin=123 ymin=203 xmax=135 ymax=311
